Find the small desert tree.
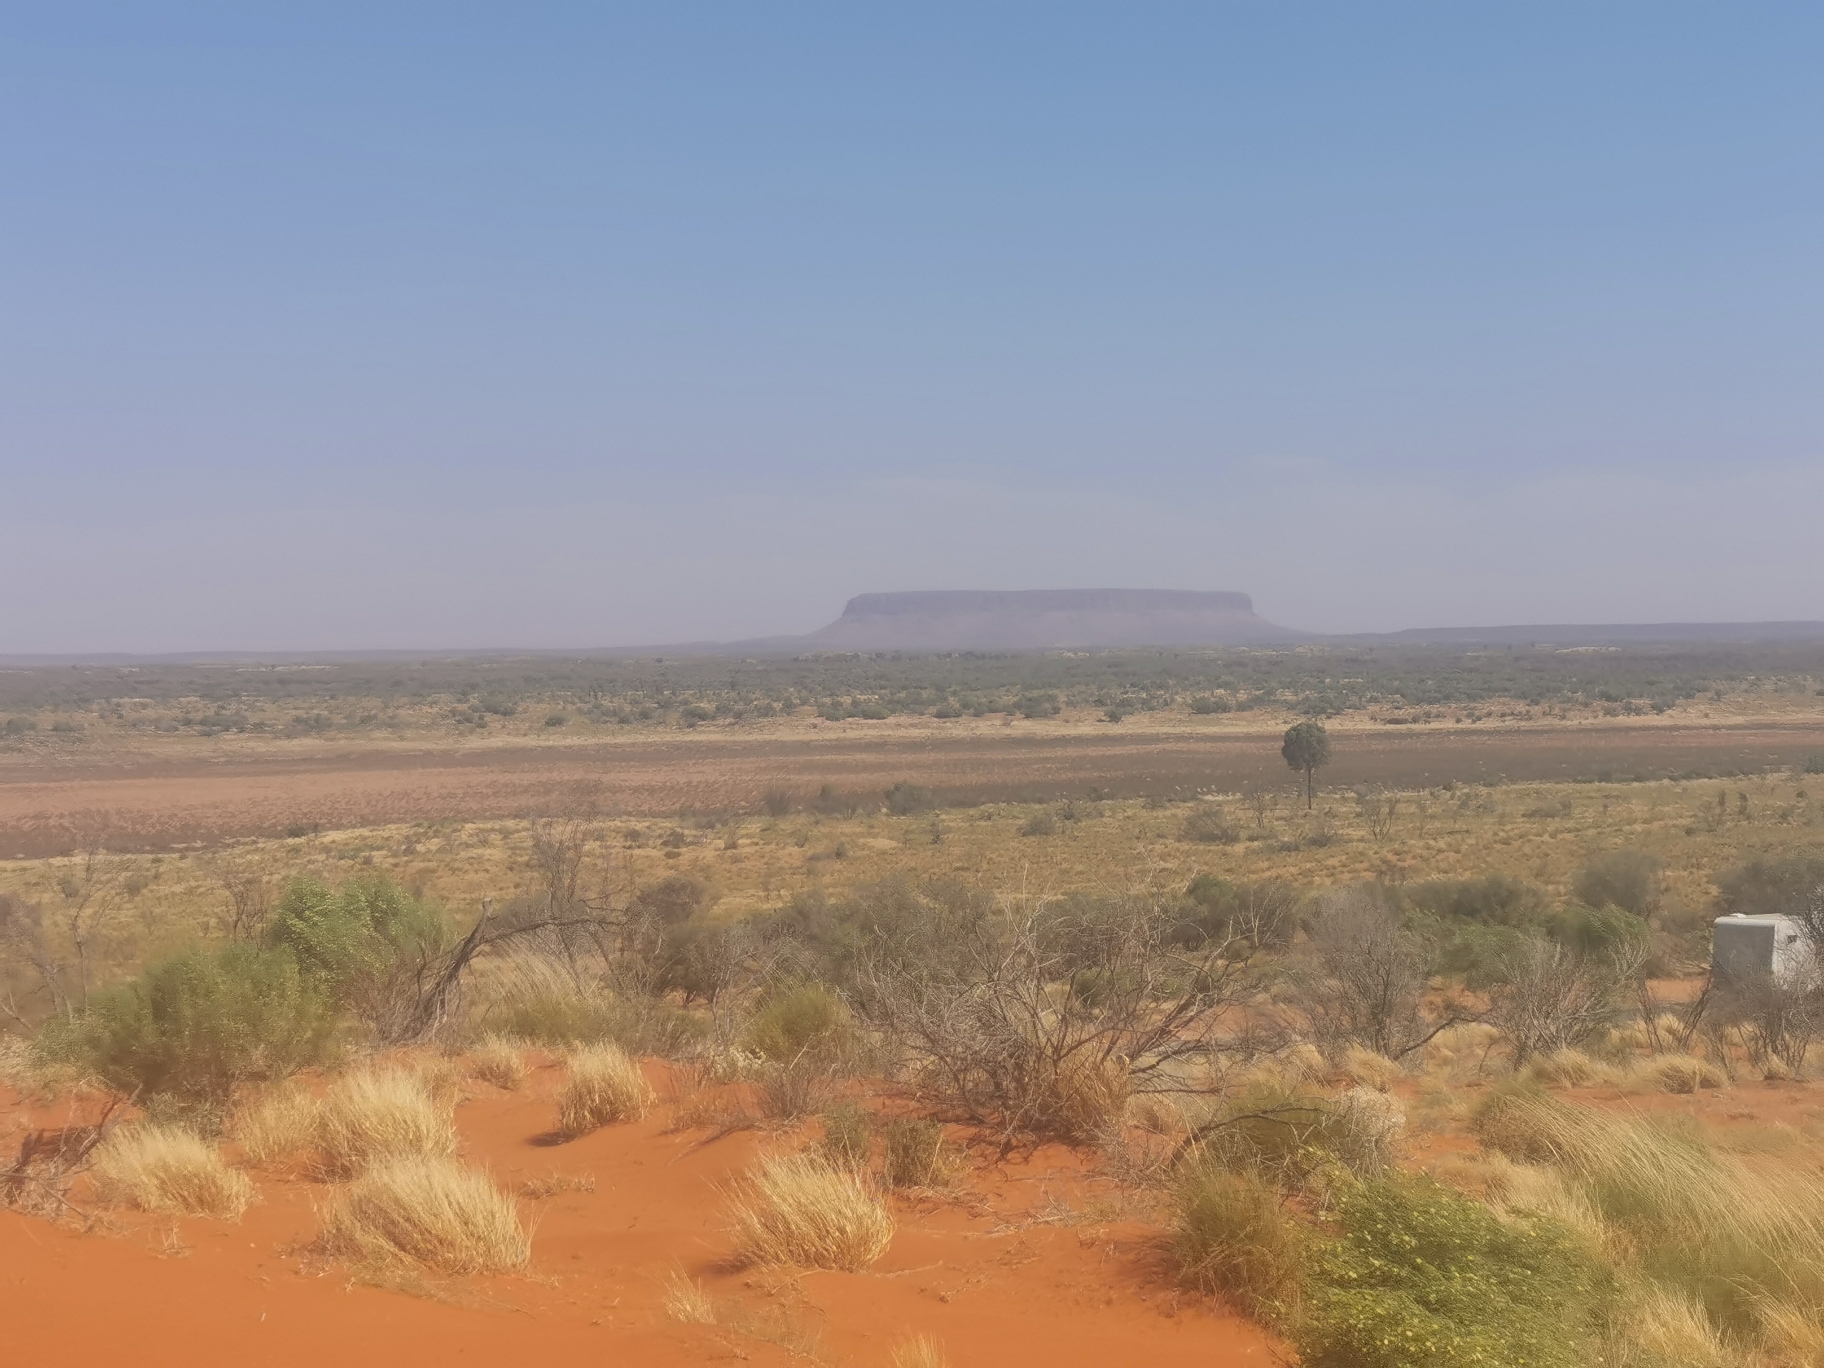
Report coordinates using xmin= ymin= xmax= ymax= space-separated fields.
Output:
xmin=1281 ymin=720 xmax=1332 ymax=810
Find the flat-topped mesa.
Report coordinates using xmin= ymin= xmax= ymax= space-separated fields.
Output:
xmin=803 ymin=588 xmax=1302 ymax=651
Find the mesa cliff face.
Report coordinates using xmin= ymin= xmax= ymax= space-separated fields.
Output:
xmin=799 ymin=589 xmax=1301 ymax=651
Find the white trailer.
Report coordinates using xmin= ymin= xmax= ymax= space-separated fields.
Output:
xmin=1712 ymin=913 xmax=1810 ymax=986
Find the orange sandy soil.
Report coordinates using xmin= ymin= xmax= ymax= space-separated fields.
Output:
xmin=6 ymin=714 xmax=1824 ymax=856
xmin=0 ymin=1065 xmax=1276 ymax=1368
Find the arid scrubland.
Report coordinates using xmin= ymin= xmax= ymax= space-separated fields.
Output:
xmin=6 ymin=643 xmax=1824 ymax=1365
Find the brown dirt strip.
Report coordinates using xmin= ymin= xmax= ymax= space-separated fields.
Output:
xmin=3 ymin=721 xmax=1821 ymax=858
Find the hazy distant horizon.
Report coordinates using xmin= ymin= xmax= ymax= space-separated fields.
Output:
xmin=5 ymin=7 xmax=1822 ymax=654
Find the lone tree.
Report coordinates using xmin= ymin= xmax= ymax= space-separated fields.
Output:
xmin=1282 ymin=720 xmax=1332 ymax=809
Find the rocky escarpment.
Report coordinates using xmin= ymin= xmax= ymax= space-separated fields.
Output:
xmin=799 ymin=589 xmax=1302 ymax=651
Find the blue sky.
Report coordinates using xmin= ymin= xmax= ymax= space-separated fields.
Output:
xmin=4 ymin=4 xmax=1821 ymax=651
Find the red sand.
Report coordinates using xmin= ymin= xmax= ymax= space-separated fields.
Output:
xmin=1 ymin=1066 xmax=1276 ymax=1367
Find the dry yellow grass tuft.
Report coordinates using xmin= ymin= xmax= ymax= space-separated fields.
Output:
xmin=661 ymin=1270 xmax=717 ymax=1324
xmin=233 ymin=1081 xmax=320 ymax=1167
xmin=888 ymin=1334 xmax=950 ymax=1368
xmin=468 ymin=1036 xmax=529 ymax=1091
xmin=316 ymin=1156 xmax=529 ymax=1273
xmin=1615 ymin=1286 xmax=1737 ymax=1368
xmin=1341 ymin=1044 xmax=1401 ymax=1092
xmin=316 ymin=1067 xmax=457 ymax=1178
xmin=556 ymin=1044 xmax=654 ymax=1138
xmin=726 ymin=1152 xmax=894 ymax=1271
xmin=92 ymin=1124 xmax=254 ymax=1219
xmin=1628 ymin=1054 xmax=1726 ymax=1094
xmin=1524 ymin=1048 xmax=1619 ymax=1089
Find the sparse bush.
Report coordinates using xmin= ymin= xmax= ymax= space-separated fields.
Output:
xmin=757 ymin=1053 xmax=840 ymax=1121
xmin=725 ymin=1152 xmax=893 ymax=1271
xmin=1486 ymin=937 xmax=1633 ymax=1065
xmin=63 ymin=943 xmax=338 ymax=1109
xmin=1019 ymin=811 xmax=1059 ymax=837
xmin=556 ymin=1043 xmax=654 ymax=1136
xmin=1294 ymin=1177 xmax=1608 ymax=1368
xmin=316 ymin=1068 xmax=456 ymax=1177
xmin=1173 ymin=1167 xmax=1304 ymax=1317
xmin=1574 ymin=850 xmax=1663 ymax=918
xmin=1290 ymin=888 xmax=1451 ymax=1061
xmin=1713 ymin=853 xmax=1824 ymax=922
xmin=819 ymin=1103 xmax=873 ymax=1169
xmin=1179 ymin=806 xmax=1241 ymax=845
xmin=861 ymin=890 xmax=1254 ymax=1141
xmin=884 ymin=782 xmax=935 ymax=815
xmin=92 ymin=1124 xmax=254 ymax=1218
xmin=317 ymin=1156 xmax=529 ymax=1273
xmin=883 ymin=1117 xmax=946 ymax=1188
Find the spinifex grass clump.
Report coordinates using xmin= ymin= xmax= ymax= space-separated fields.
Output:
xmin=467 ymin=1035 xmax=528 ymax=1090
xmin=556 ymin=1043 xmax=655 ymax=1137
xmin=1172 ymin=1167 xmax=1304 ymax=1319
xmin=725 ymin=1152 xmax=893 ymax=1271
xmin=1472 ymin=1086 xmax=1824 ymax=1339
xmin=317 ymin=1156 xmax=529 ymax=1274
xmin=316 ymin=1067 xmax=456 ymax=1178
xmin=91 ymin=1124 xmax=254 ymax=1219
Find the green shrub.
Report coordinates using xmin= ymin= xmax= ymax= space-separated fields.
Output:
xmin=60 ymin=943 xmax=338 ymax=1107
xmin=1020 ymin=811 xmax=1059 ymax=837
xmin=1295 ymin=1178 xmax=1608 ymax=1368
xmin=1173 ymin=1168 xmax=1304 ymax=1317
xmin=263 ymin=876 xmax=450 ymax=1038
xmin=741 ymin=983 xmax=852 ymax=1064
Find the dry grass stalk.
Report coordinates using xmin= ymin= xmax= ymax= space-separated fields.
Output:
xmin=889 ymin=1334 xmax=950 ymax=1368
xmin=316 ymin=1068 xmax=456 ymax=1178
xmin=726 ymin=1152 xmax=894 ymax=1271
xmin=557 ymin=1044 xmax=655 ymax=1137
xmin=92 ymin=1124 xmax=254 ymax=1219
xmin=317 ymin=1156 xmax=529 ymax=1273
xmin=1616 ymin=1286 xmax=1737 ymax=1368
xmin=661 ymin=1270 xmax=717 ymax=1324
xmin=233 ymin=1082 xmax=320 ymax=1167
xmin=468 ymin=1036 xmax=529 ymax=1090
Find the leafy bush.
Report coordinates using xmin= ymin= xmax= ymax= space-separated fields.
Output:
xmin=1295 ymin=1178 xmax=1608 ymax=1368
xmin=1019 ymin=811 xmax=1059 ymax=837
xmin=61 ymin=943 xmax=337 ymax=1107
xmin=263 ymin=876 xmax=451 ymax=1041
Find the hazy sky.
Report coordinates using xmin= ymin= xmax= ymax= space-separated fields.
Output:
xmin=5 ymin=4 xmax=1822 ymax=652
